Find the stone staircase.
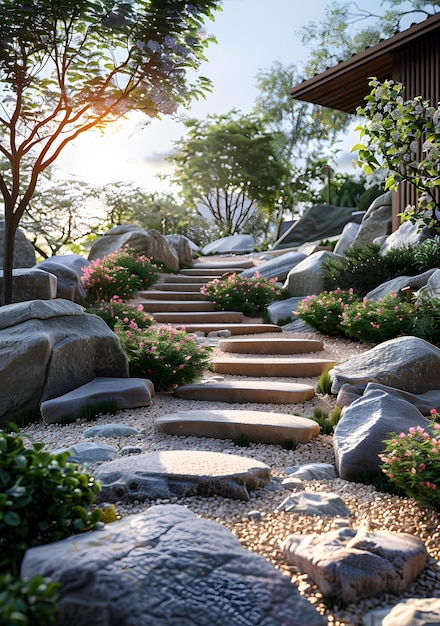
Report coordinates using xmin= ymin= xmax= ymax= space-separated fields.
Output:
xmin=133 ymin=260 xmax=335 ymax=446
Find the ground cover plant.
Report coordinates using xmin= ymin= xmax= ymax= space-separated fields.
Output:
xmin=81 ymin=247 xmax=159 ymax=303
xmin=115 ymin=323 xmax=212 ymax=391
xmin=380 ymin=411 xmax=440 ymax=510
xmin=0 ymin=427 xmax=103 ymax=624
xmin=201 ymin=272 xmax=285 ymax=317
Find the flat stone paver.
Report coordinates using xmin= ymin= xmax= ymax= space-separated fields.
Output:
xmin=93 ymin=450 xmax=271 ymax=502
xmin=152 ymin=283 xmax=204 ymax=292
xmin=173 ymin=380 xmax=315 ymax=404
xmin=40 ymin=377 xmax=155 ymax=424
xmin=162 ymin=275 xmax=215 ymax=284
xmin=179 ymin=268 xmax=244 ymax=276
xmin=170 ymin=323 xmax=282 ymax=335
xmin=139 ymin=300 xmax=215 ymax=313
xmin=155 ymin=409 xmax=320 ymax=444
xmin=137 ymin=290 xmax=208 ymax=301
xmin=213 ymin=357 xmax=336 ymax=377
xmin=152 ymin=311 xmax=244 ymax=323
xmin=218 ymin=337 xmax=324 ymax=354
xmin=193 ymin=259 xmax=255 ymax=269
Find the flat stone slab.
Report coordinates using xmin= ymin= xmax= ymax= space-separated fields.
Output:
xmin=179 ymin=268 xmax=244 ymax=276
xmin=162 ymin=275 xmax=215 ymax=283
xmin=21 ymin=505 xmax=326 ymax=626
xmin=173 ymin=380 xmax=315 ymax=404
xmin=40 ymin=377 xmax=154 ymax=424
xmin=213 ymin=357 xmax=336 ymax=377
xmin=93 ymin=450 xmax=271 ymax=502
xmin=152 ymin=282 xmax=204 ymax=292
xmin=172 ymin=323 xmax=282 ymax=335
xmin=155 ymin=409 xmax=320 ymax=444
xmin=218 ymin=337 xmax=324 ymax=355
xmin=138 ymin=290 xmax=208 ymax=301
xmin=152 ymin=311 xmax=244 ymax=323
xmin=139 ymin=300 xmax=215 ymax=312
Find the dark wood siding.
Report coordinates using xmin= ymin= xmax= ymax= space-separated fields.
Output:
xmin=392 ymin=31 xmax=440 ymax=229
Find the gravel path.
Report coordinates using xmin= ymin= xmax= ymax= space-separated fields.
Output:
xmin=22 ymin=329 xmax=440 ymax=626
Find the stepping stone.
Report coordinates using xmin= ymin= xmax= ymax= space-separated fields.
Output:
xmin=179 ymin=268 xmax=244 ymax=276
xmin=152 ymin=283 xmax=204 ymax=292
xmin=171 ymin=323 xmax=282 ymax=335
xmin=40 ymin=377 xmax=155 ymax=424
xmin=137 ymin=290 xmax=207 ymax=301
xmin=173 ymin=380 xmax=315 ymax=404
xmin=93 ymin=450 xmax=271 ymax=502
xmin=152 ymin=311 xmax=244 ymax=324
xmin=213 ymin=357 xmax=336 ymax=377
xmin=162 ymin=275 xmax=215 ymax=284
xmin=139 ymin=300 xmax=215 ymax=313
xmin=218 ymin=337 xmax=324 ymax=355
xmin=155 ymin=409 xmax=320 ymax=444
xmin=194 ymin=259 xmax=255 ymax=269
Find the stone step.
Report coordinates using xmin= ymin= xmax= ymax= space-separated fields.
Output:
xmin=139 ymin=300 xmax=216 ymax=313
xmin=151 ymin=311 xmax=244 ymax=324
xmin=162 ymin=275 xmax=215 ymax=284
xmin=138 ymin=290 xmax=208 ymax=301
xmin=218 ymin=337 xmax=324 ymax=355
xmin=171 ymin=323 xmax=282 ymax=335
xmin=179 ymin=268 xmax=243 ymax=276
xmin=152 ymin=283 xmax=204 ymax=292
xmin=213 ymin=357 xmax=336 ymax=377
xmin=193 ymin=259 xmax=254 ymax=269
xmin=173 ymin=380 xmax=315 ymax=404
xmin=155 ymin=409 xmax=320 ymax=445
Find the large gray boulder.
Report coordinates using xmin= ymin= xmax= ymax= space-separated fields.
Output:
xmin=88 ymin=225 xmax=179 ymax=272
xmin=35 ymin=254 xmax=89 ymax=303
xmin=350 ymin=191 xmax=392 ymax=248
xmin=380 ymin=219 xmax=435 ymax=255
xmin=330 ymin=336 xmax=440 ymax=395
xmin=0 ymin=268 xmax=57 ymax=303
xmin=201 ymin=234 xmax=254 ymax=255
xmin=334 ymin=387 xmax=430 ymax=479
xmin=332 ymin=221 xmax=360 ymax=255
xmin=164 ymin=234 xmax=194 ymax=266
xmin=240 ymin=250 xmax=307 ymax=281
xmin=0 ymin=299 xmax=128 ymax=425
xmin=0 ymin=222 xmax=36 ymax=267
xmin=21 ymin=505 xmax=326 ymax=626
xmin=283 ymin=250 xmax=340 ymax=296
xmin=366 ymin=269 xmax=437 ymax=301
xmin=282 ymin=527 xmax=427 ymax=604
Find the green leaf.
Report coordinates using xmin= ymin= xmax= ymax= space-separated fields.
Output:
xmin=3 ymin=511 xmax=21 ymax=527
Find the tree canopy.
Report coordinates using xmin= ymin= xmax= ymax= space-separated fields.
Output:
xmin=167 ymin=110 xmax=291 ymax=236
xmin=0 ymin=0 xmax=220 ymax=303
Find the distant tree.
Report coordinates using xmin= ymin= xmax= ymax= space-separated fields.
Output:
xmin=168 ymin=111 xmax=290 ymax=236
xmin=22 ymin=172 xmax=101 ymax=258
xmin=301 ymin=0 xmax=440 ymax=77
xmin=0 ymin=0 xmax=220 ymax=304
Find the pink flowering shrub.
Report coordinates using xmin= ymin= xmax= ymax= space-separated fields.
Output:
xmin=340 ymin=291 xmax=416 ymax=344
xmin=115 ymin=322 xmax=212 ymax=391
xmin=295 ymin=288 xmax=360 ymax=336
xmin=380 ymin=410 xmax=440 ymax=510
xmin=86 ymin=296 xmax=154 ymax=331
xmin=200 ymin=272 xmax=284 ymax=317
xmin=81 ymin=247 xmax=159 ymax=303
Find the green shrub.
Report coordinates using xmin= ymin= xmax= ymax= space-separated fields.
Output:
xmin=413 ymin=235 xmax=440 ymax=271
xmin=85 ymin=296 xmax=154 ymax=331
xmin=201 ymin=272 xmax=285 ymax=317
xmin=0 ymin=428 xmax=102 ymax=576
xmin=295 ymin=288 xmax=360 ymax=336
xmin=340 ymin=291 xmax=416 ymax=344
xmin=81 ymin=247 xmax=159 ymax=303
xmin=115 ymin=323 xmax=212 ymax=391
xmin=310 ymin=407 xmax=334 ymax=435
xmin=315 ymin=369 xmax=333 ymax=395
xmin=0 ymin=574 xmax=59 ymax=626
xmin=322 ymin=243 xmax=418 ymax=295
xmin=380 ymin=412 xmax=440 ymax=509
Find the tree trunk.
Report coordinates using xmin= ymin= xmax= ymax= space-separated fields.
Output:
xmin=2 ymin=213 xmax=16 ymax=306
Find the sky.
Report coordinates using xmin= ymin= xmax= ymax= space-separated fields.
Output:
xmin=55 ymin=0 xmax=410 ymax=194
